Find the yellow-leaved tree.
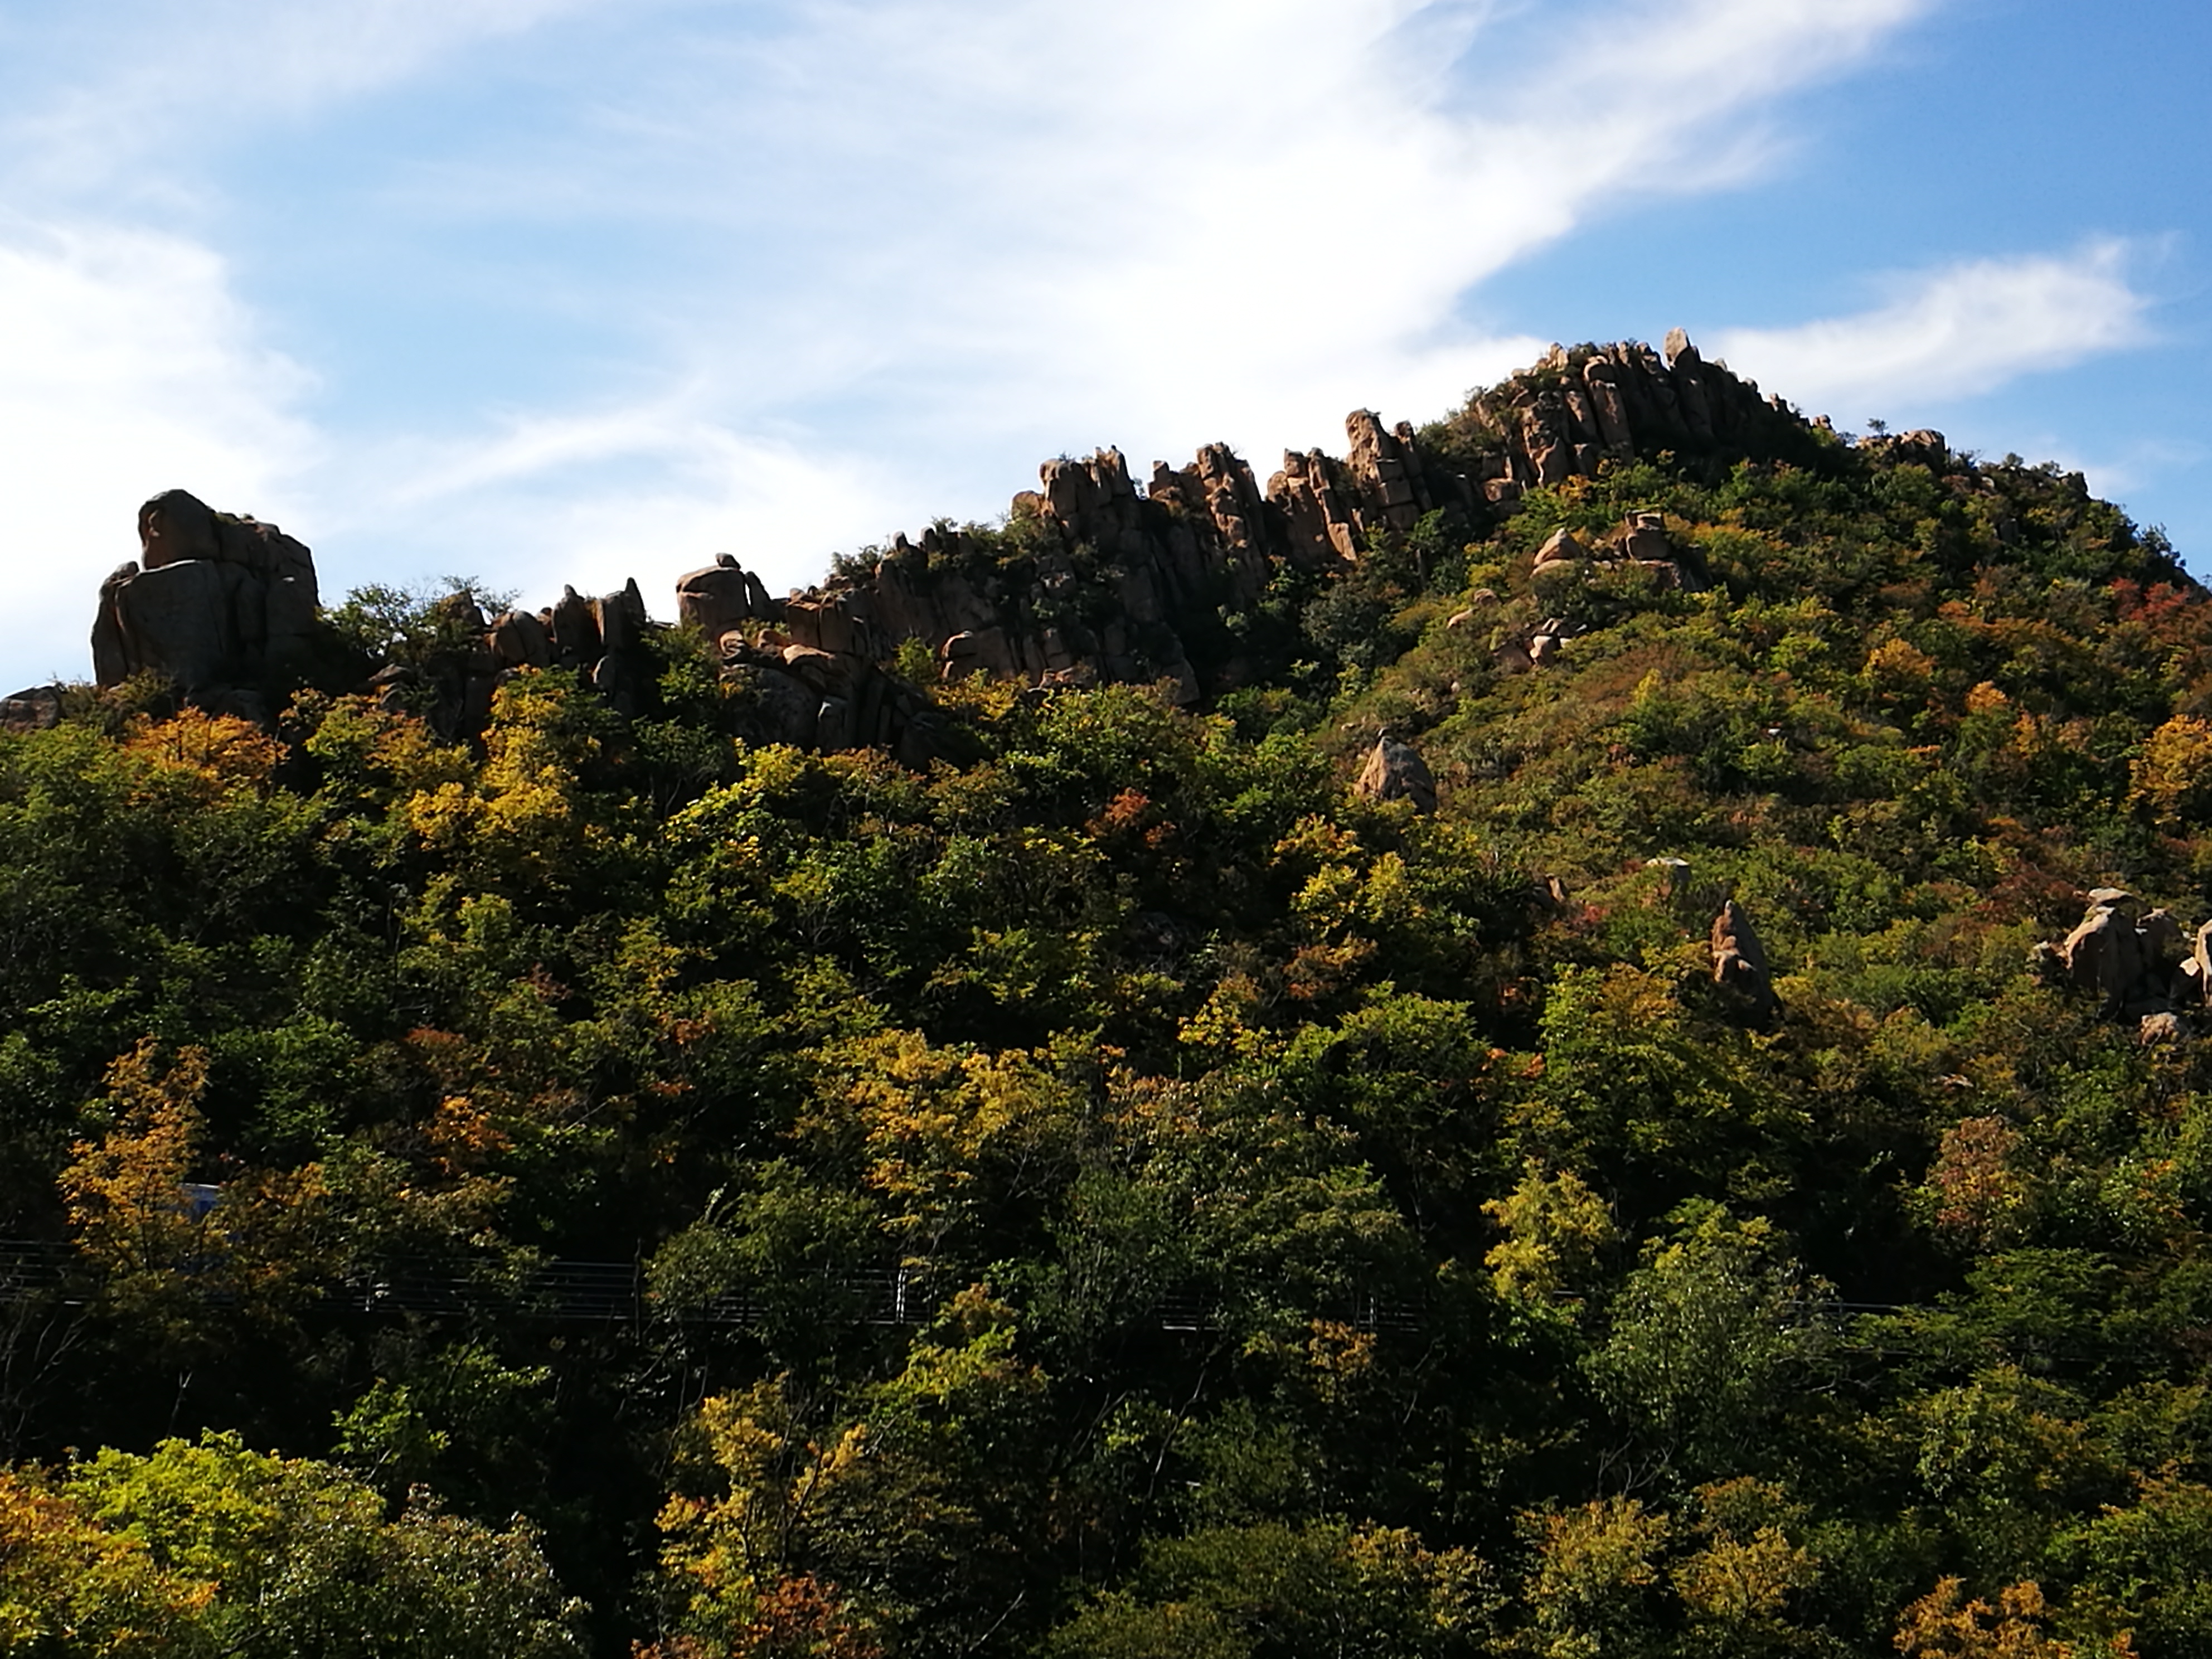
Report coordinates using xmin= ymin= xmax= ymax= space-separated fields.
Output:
xmin=60 ymin=1041 xmax=331 ymax=1350
xmin=1894 ymin=1579 xmax=2133 ymax=1658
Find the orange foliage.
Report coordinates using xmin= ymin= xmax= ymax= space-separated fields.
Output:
xmin=1894 ymin=1579 xmax=2131 ymax=1657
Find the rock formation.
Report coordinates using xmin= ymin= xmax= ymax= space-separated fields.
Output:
xmin=1711 ymin=899 xmax=1781 ymax=1027
xmin=1435 ymin=334 xmax=1812 ymax=508
xmin=1353 ymin=735 xmax=1437 ymax=813
xmin=0 ymin=685 xmax=63 ymax=734
xmin=91 ymin=490 xmax=327 ymax=715
xmin=1483 ymin=514 xmax=1695 ymax=676
xmin=754 ymin=439 xmax=1280 ymax=710
xmin=745 ymin=392 xmax=1512 ymax=714
xmin=2054 ymin=889 xmax=2193 ymax=1021
xmin=375 ymin=579 xmax=670 ymax=736
xmin=30 ymin=334 xmax=1824 ymax=765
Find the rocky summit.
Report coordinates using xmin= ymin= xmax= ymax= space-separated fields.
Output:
xmin=24 ymin=333 xmax=1823 ymax=755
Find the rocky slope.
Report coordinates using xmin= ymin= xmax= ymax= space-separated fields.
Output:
xmin=14 ymin=331 xmax=1831 ymax=760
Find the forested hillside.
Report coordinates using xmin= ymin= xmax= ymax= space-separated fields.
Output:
xmin=6 ymin=342 xmax=2212 ymax=1655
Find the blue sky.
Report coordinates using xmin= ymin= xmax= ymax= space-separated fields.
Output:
xmin=2 ymin=0 xmax=2205 ymax=692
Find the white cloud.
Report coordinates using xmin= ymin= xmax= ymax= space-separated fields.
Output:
xmin=304 ymin=399 xmax=908 ymax=614
xmin=623 ymin=0 xmax=1939 ymax=462
xmin=0 ymin=0 xmax=615 ymax=201
xmin=0 ymin=0 xmax=1960 ymax=686
xmin=353 ymin=0 xmax=1942 ymax=538
xmin=0 ymin=219 xmax=318 ymax=687
xmin=1707 ymin=241 xmax=2156 ymax=420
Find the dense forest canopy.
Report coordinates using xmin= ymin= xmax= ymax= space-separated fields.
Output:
xmin=6 ymin=346 xmax=2212 ymax=1655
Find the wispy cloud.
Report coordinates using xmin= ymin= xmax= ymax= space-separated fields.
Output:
xmin=1709 ymin=241 xmax=2157 ymax=420
xmin=596 ymin=0 xmax=1941 ymax=452
xmin=363 ymin=0 xmax=1944 ymax=533
xmin=0 ymin=0 xmax=614 ymax=200
xmin=314 ymin=396 xmax=908 ymax=606
xmin=0 ymin=218 xmax=318 ymax=682
xmin=0 ymin=0 xmax=1962 ymax=685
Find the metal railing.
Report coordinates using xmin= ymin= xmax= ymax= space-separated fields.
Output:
xmin=0 ymin=1241 xmax=1418 ymax=1334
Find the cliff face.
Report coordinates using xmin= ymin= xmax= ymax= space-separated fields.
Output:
xmin=31 ymin=333 xmax=1819 ymax=748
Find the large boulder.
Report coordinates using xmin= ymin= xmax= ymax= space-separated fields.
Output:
xmin=1711 ymin=900 xmax=1780 ymax=1027
xmin=1534 ymin=528 xmax=1590 ymax=569
xmin=549 ymin=586 xmax=601 ymax=667
xmin=1621 ymin=512 xmax=1671 ymax=562
xmin=102 ymin=559 xmax=232 ymax=686
xmin=2060 ymin=906 xmax=2142 ymax=1013
xmin=487 ymin=609 xmax=552 ymax=670
xmin=675 ymin=554 xmax=773 ymax=639
xmin=1354 ymin=735 xmax=1437 ymax=813
xmin=92 ymin=490 xmax=324 ymax=692
xmin=0 ymin=685 xmax=64 ymax=734
xmin=2189 ymin=921 xmax=2212 ymax=1006
xmin=2058 ymin=898 xmax=2177 ymax=1017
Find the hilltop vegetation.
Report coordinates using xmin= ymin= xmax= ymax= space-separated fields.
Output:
xmin=6 ymin=358 xmax=2212 ymax=1655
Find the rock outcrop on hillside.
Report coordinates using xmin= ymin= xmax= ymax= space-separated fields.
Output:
xmin=90 ymin=490 xmax=328 ymax=716
xmin=2045 ymin=889 xmax=2195 ymax=1022
xmin=2016 ymin=887 xmax=2212 ymax=1042
xmin=35 ymin=333 xmax=1823 ymax=761
xmin=0 ymin=685 xmax=63 ymax=735
xmin=1353 ymin=735 xmax=1438 ymax=813
xmin=1711 ymin=899 xmax=1781 ymax=1028
xmin=1440 ymin=332 xmax=1815 ymax=506
xmin=734 ymin=330 xmax=1798 ymax=712
xmin=751 ymin=420 xmax=1424 ymax=712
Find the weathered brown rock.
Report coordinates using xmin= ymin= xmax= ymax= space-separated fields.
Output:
xmin=2061 ymin=905 xmax=2150 ymax=1016
xmin=1711 ymin=899 xmax=1781 ymax=1026
xmin=676 ymin=554 xmax=774 ymax=639
xmin=549 ymin=586 xmax=601 ymax=667
xmin=0 ymin=685 xmax=64 ymax=733
xmin=1354 ymin=735 xmax=1437 ymax=813
xmin=1534 ymin=528 xmax=1590 ymax=569
xmin=1887 ymin=429 xmax=1949 ymax=468
xmin=2141 ymin=1011 xmax=2189 ymax=1045
xmin=596 ymin=583 xmax=646 ymax=656
xmin=488 ymin=609 xmax=552 ymax=670
xmin=2176 ymin=955 xmax=2207 ymax=1007
xmin=1342 ymin=410 xmax=1430 ymax=533
xmin=1621 ymin=512 xmax=1671 ymax=562
xmin=105 ymin=559 xmax=233 ymax=686
xmin=1583 ymin=358 xmax=1632 ymax=451
xmin=91 ymin=489 xmax=324 ymax=692
xmin=80 ymin=337 xmax=1842 ymax=764
xmin=2038 ymin=890 xmax=2212 ymax=1025
xmin=368 ymin=662 xmax=417 ymax=715
xmin=1434 ymin=336 xmax=1808 ymax=518
xmin=1270 ymin=449 xmax=1361 ymax=566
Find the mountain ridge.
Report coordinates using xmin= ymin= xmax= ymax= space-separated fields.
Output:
xmin=2 ymin=331 xmax=2209 ymax=1656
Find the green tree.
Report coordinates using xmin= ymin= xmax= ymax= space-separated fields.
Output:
xmin=1584 ymin=1205 xmax=1831 ymax=1485
xmin=4 ymin=1434 xmax=584 ymax=1657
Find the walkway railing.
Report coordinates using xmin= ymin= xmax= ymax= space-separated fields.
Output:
xmin=0 ymin=1240 xmax=1419 ymax=1333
